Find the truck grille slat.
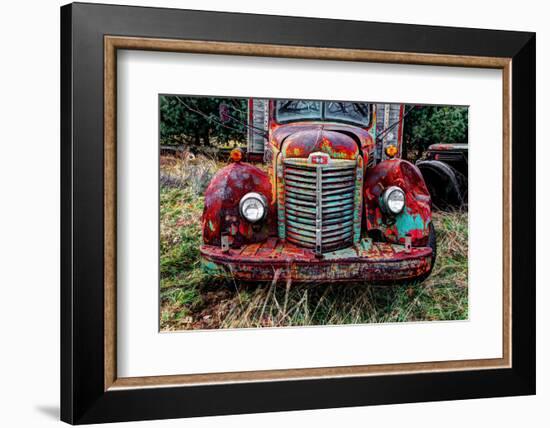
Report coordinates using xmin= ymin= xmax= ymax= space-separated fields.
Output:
xmin=285 ymin=182 xmax=316 ymax=192
xmin=287 ymin=190 xmax=355 ymax=205
xmin=323 ymin=167 xmax=355 ymax=174
xmin=287 ymin=218 xmax=354 ymax=233
xmin=284 ymin=175 xmax=316 ymax=185
xmin=285 ymin=171 xmax=317 ymax=180
xmin=287 ymin=231 xmax=317 ymax=245
xmin=286 ymin=208 xmax=316 ymax=219
xmin=323 ymin=220 xmax=354 ymax=232
xmin=323 ymin=230 xmax=353 ymax=243
xmin=322 ymin=186 xmax=355 ymax=196
xmin=322 ymin=176 xmax=356 ymax=184
xmin=286 ymin=181 xmax=355 ymax=196
xmin=283 ymin=157 xmax=361 ymax=253
xmin=324 ymin=169 xmax=355 ymax=174
xmin=323 ymin=213 xmax=354 ymax=224
xmin=286 ymin=219 xmax=316 ymax=231
xmin=286 ymin=210 xmax=357 ymax=225
xmin=323 ymin=193 xmax=354 ymax=203
xmin=319 ymin=181 xmax=356 ymax=191
xmin=285 ymin=195 xmax=317 ymax=207
xmin=287 ymin=227 xmax=316 ymax=238
xmin=323 ymin=198 xmax=354 ymax=208
xmin=284 ymin=204 xmax=316 ymax=216
xmin=285 ymin=190 xmax=316 ymax=202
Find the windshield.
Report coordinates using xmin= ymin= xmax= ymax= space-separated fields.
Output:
xmin=275 ymin=100 xmax=371 ymax=127
xmin=275 ymin=100 xmax=322 ymax=122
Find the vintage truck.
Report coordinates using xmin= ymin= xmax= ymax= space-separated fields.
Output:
xmin=200 ymin=99 xmax=436 ymax=283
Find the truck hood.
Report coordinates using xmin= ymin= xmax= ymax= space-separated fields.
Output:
xmin=273 ymin=123 xmax=362 ymax=160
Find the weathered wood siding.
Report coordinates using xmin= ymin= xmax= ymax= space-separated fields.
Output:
xmin=247 ymin=99 xmax=269 ymax=155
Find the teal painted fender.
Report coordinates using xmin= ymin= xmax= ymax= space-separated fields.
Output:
xmin=364 ymin=159 xmax=432 ymax=246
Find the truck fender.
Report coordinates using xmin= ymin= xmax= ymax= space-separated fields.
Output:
xmin=202 ymin=162 xmax=275 ymax=247
xmin=364 ymin=159 xmax=432 ymax=246
xmin=416 ymin=160 xmax=465 ymax=209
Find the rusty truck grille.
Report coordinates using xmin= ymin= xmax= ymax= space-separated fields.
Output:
xmin=282 ymin=158 xmax=361 ymax=254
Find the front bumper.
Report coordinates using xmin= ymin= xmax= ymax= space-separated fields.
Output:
xmin=201 ymin=237 xmax=433 ymax=283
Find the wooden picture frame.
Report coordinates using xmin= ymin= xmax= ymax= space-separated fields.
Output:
xmin=61 ymin=2 xmax=535 ymax=424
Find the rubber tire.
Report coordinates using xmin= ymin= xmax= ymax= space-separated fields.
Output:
xmin=427 ymin=222 xmax=437 ymax=271
xmin=416 ymin=222 xmax=437 ymax=283
xmin=417 ymin=160 xmax=465 ymax=210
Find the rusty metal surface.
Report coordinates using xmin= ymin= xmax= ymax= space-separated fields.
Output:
xmin=282 ymin=157 xmax=359 ymax=253
xmin=202 ymin=162 xmax=276 ymax=247
xmin=270 ymin=121 xmax=375 ymax=158
xmin=364 ymin=158 xmax=432 ymax=246
xmin=281 ymin=127 xmax=358 ymax=160
xmin=201 ymin=238 xmax=432 ymax=282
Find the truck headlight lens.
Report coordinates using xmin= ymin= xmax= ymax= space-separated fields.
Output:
xmin=239 ymin=192 xmax=267 ymax=223
xmin=382 ymin=186 xmax=405 ymax=215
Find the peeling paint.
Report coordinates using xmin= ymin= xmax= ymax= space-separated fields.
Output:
xmin=364 ymin=158 xmax=432 ymax=246
xmin=201 ymin=238 xmax=432 ymax=282
xmin=199 ymin=100 xmax=434 ymax=283
xmin=202 ymin=161 xmax=276 ymax=247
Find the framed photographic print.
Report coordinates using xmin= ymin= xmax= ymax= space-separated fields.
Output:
xmin=60 ymin=2 xmax=535 ymax=424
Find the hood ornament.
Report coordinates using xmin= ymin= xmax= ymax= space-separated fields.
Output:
xmin=308 ymin=151 xmax=330 ymax=165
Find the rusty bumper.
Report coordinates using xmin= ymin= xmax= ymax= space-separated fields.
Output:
xmin=201 ymin=238 xmax=433 ymax=283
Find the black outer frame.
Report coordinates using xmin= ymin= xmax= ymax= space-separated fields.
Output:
xmin=60 ymin=2 xmax=535 ymax=424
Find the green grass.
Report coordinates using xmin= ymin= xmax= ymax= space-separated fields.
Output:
xmin=159 ymin=155 xmax=468 ymax=331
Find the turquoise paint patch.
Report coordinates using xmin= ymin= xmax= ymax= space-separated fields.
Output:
xmin=201 ymin=259 xmax=224 ymax=275
xmin=322 ymin=238 xmax=372 ymax=260
xmin=395 ymin=211 xmax=425 ymax=239
xmin=359 ymin=238 xmax=372 ymax=252
xmin=323 ymin=247 xmax=358 ymax=260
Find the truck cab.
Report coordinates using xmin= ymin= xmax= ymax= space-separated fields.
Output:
xmin=200 ymin=99 xmax=436 ymax=283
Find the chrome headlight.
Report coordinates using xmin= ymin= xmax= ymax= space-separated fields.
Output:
xmin=381 ymin=186 xmax=405 ymax=215
xmin=239 ymin=192 xmax=267 ymax=223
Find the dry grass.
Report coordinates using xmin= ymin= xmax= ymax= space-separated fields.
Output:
xmin=159 ymin=155 xmax=468 ymax=331
xmin=160 ymin=152 xmax=221 ymax=194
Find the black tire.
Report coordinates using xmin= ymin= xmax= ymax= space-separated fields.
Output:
xmin=427 ymin=222 xmax=437 ymax=271
xmin=416 ymin=160 xmax=465 ymax=210
xmin=416 ymin=222 xmax=437 ymax=283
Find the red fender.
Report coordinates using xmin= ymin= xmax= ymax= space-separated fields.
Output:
xmin=202 ymin=162 xmax=275 ymax=247
xmin=364 ymin=159 xmax=432 ymax=246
